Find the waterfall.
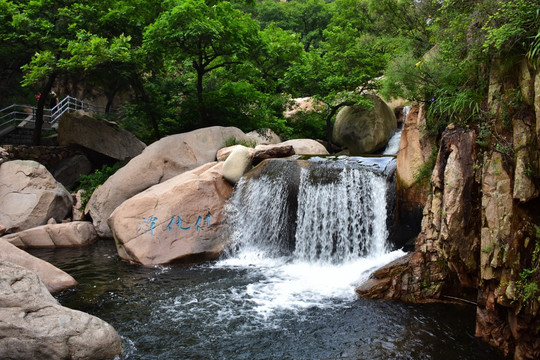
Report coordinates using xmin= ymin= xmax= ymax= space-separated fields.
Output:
xmin=226 ymin=156 xmax=395 ymax=263
xmin=382 ymin=105 xmax=410 ymax=155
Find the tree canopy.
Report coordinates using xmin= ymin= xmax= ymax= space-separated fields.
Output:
xmin=1 ymin=0 xmax=538 ymax=144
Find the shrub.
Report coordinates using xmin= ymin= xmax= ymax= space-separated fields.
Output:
xmin=75 ymin=163 xmax=123 ymax=208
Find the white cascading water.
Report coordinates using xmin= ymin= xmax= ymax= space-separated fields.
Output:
xmin=383 ymin=105 xmax=410 ymax=155
xmin=219 ymin=157 xmax=405 ymax=317
xmin=294 ymin=167 xmax=388 ymax=262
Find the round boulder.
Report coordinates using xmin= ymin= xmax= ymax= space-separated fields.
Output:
xmin=332 ymin=95 xmax=397 ymax=155
xmin=0 ymin=160 xmax=73 ymax=233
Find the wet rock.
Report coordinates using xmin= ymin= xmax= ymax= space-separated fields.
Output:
xmin=356 ymin=254 xmax=412 ymax=299
xmin=253 ymin=144 xmax=295 ymax=164
xmin=0 ymin=239 xmax=76 ymax=293
xmin=86 ymin=126 xmax=247 ymax=238
xmin=0 ymin=160 xmax=73 ymax=233
xmin=0 ymin=261 xmax=122 ymax=360
xmin=58 ymin=110 xmax=146 ymax=161
xmin=431 ymin=128 xmax=479 ymax=288
xmin=332 ymin=94 xmax=396 ymax=154
xmin=108 ymin=162 xmax=233 ymax=265
xmin=2 ymin=221 xmax=98 ymax=248
xmin=222 ymin=146 xmax=253 ymax=184
xmin=357 ymin=127 xmax=478 ymax=301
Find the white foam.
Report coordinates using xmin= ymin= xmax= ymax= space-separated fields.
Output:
xmin=213 ymin=249 xmax=406 ymax=318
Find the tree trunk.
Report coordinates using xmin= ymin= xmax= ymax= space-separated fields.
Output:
xmin=325 ymin=105 xmax=340 ymax=143
xmin=32 ymin=74 xmax=56 ymax=146
xmin=105 ymin=87 xmax=118 ymax=114
xmin=196 ymin=68 xmax=208 ymax=127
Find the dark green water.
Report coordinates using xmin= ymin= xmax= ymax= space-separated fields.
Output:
xmin=29 ymin=241 xmax=504 ymax=360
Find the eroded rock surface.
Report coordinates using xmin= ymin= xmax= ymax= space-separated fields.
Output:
xmin=87 ymin=126 xmax=247 ymax=238
xmin=2 ymin=221 xmax=98 ymax=248
xmin=108 ymin=162 xmax=233 ymax=265
xmin=0 ymin=261 xmax=122 ymax=360
xmin=58 ymin=110 xmax=145 ymax=161
xmin=0 ymin=239 xmax=76 ymax=293
xmin=395 ymin=103 xmax=436 ymax=243
xmin=0 ymin=160 xmax=73 ymax=233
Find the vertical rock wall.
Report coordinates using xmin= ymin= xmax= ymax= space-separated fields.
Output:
xmin=358 ymin=59 xmax=540 ymax=359
xmin=395 ymin=104 xmax=436 ymax=246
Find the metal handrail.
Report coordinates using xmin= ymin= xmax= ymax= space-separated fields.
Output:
xmin=0 ymin=96 xmax=113 ymax=130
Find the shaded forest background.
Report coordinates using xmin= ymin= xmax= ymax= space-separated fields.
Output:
xmin=1 ymin=0 xmax=538 ymax=144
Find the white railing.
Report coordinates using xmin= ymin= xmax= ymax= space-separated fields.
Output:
xmin=0 ymin=96 xmax=111 ymax=130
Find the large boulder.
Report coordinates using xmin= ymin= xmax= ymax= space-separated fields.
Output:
xmin=108 ymin=162 xmax=233 ymax=265
xmin=2 ymin=221 xmax=98 ymax=248
xmin=245 ymin=128 xmax=282 ymax=145
xmin=87 ymin=126 xmax=247 ymax=238
xmin=332 ymin=94 xmax=397 ymax=154
xmin=279 ymin=139 xmax=329 ymax=155
xmin=0 ymin=261 xmax=122 ymax=360
xmin=51 ymin=154 xmax=92 ymax=189
xmin=222 ymin=146 xmax=253 ymax=184
xmin=0 ymin=160 xmax=73 ymax=233
xmin=0 ymin=239 xmax=77 ymax=293
xmin=58 ymin=110 xmax=146 ymax=161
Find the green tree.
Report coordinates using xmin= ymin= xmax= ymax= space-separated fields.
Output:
xmin=255 ymin=0 xmax=333 ymax=51
xmin=143 ymin=0 xmax=261 ymax=127
xmin=285 ymin=23 xmax=386 ymax=141
xmin=8 ymin=0 xmax=145 ymax=144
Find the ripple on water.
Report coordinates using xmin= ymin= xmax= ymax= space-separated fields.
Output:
xmin=28 ymin=242 xmax=504 ymax=360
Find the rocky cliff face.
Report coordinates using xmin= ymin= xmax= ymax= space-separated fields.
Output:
xmin=395 ymin=103 xmax=436 ymax=246
xmin=358 ymin=60 xmax=540 ymax=359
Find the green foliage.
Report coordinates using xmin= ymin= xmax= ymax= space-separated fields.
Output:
xmin=414 ymin=148 xmax=438 ymax=188
xmin=515 ymin=266 xmax=539 ymax=308
xmin=513 ymin=233 xmax=540 ymax=309
xmin=75 ymin=163 xmax=123 ymax=207
xmin=254 ymin=0 xmax=333 ymax=51
xmin=225 ymin=136 xmax=257 ymax=148
xmin=476 ymin=123 xmax=491 ymax=148
xmin=286 ymin=110 xmax=326 ymax=140
xmin=483 ymin=0 xmax=539 ymax=56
